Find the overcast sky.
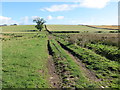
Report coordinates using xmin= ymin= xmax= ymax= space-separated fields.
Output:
xmin=0 ymin=0 xmax=118 ymax=25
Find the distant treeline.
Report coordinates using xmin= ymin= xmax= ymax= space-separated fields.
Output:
xmin=26 ymin=30 xmax=37 ymax=32
xmin=0 ymin=24 xmax=17 ymax=26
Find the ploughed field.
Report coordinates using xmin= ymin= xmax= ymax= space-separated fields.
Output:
xmin=1 ymin=25 xmax=119 ymax=88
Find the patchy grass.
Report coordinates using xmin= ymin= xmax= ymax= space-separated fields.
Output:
xmin=50 ymin=39 xmax=96 ymax=88
xmin=55 ymin=37 xmax=119 ymax=88
xmin=2 ymin=24 xmax=119 ymax=88
xmin=2 ymin=32 xmax=51 ymax=88
xmin=85 ymin=43 xmax=120 ymax=62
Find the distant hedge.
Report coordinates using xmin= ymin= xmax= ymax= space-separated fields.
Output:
xmin=51 ymin=31 xmax=80 ymax=33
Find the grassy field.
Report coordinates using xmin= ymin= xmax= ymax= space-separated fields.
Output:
xmin=54 ymin=33 xmax=119 ymax=88
xmin=2 ymin=32 xmax=52 ymax=88
xmin=1 ymin=25 xmax=119 ymax=88
xmin=46 ymin=25 xmax=118 ymax=33
xmin=1 ymin=25 xmax=118 ymax=33
xmin=1 ymin=25 xmax=37 ymax=32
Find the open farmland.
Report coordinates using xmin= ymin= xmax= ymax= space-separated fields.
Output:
xmin=1 ymin=25 xmax=119 ymax=88
xmin=2 ymin=33 xmax=51 ymax=88
xmin=90 ymin=25 xmax=119 ymax=30
xmin=1 ymin=25 xmax=37 ymax=32
xmin=46 ymin=25 xmax=118 ymax=33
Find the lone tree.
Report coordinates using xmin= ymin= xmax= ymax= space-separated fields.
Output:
xmin=33 ymin=17 xmax=46 ymax=31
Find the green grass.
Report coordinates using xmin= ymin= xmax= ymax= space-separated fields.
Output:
xmin=2 ymin=33 xmax=51 ymax=88
xmin=1 ymin=25 xmax=118 ymax=33
xmin=2 ymin=25 xmax=37 ymax=32
xmin=56 ymin=38 xmax=119 ymax=88
xmin=2 ymin=24 xmax=119 ymax=88
xmin=86 ymin=43 xmax=120 ymax=62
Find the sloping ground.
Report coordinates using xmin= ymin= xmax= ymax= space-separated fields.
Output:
xmin=46 ymin=25 xmax=117 ymax=33
xmin=56 ymin=38 xmax=119 ymax=88
xmin=1 ymin=25 xmax=37 ymax=32
xmin=2 ymin=25 xmax=119 ymax=88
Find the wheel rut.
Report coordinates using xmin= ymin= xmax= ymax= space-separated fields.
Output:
xmin=57 ymin=41 xmax=101 ymax=83
xmin=47 ymin=40 xmax=61 ymax=88
xmin=47 ymin=55 xmax=60 ymax=88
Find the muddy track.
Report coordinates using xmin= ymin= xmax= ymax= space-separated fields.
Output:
xmin=57 ymin=40 xmax=101 ymax=82
xmin=47 ymin=35 xmax=101 ymax=87
xmin=47 ymin=40 xmax=61 ymax=88
xmin=48 ymin=39 xmax=77 ymax=88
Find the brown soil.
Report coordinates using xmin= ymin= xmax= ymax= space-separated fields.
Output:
xmin=47 ymin=55 xmax=61 ymax=88
xmin=0 ymin=35 xmax=11 ymax=38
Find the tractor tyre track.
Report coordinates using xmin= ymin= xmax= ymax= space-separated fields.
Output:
xmin=57 ymin=40 xmax=101 ymax=83
xmin=47 ymin=40 xmax=61 ymax=88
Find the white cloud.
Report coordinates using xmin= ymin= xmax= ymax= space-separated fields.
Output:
xmin=0 ymin=16 xmax=18 ymax=25
xmin=20 ymin=16 xmax=29 ymax=25
xmin=0 ymin=16 xmax=37 ymax=25
xmin=20 ymin=16 xmax=42 ymax=25
xmin=46 ymin=15 xmax=64 ymax=20
xmin=41 ymin=4 xmax=78 ymax=12
xmin=41 ymin=0 xmax=111 ymax=12
xmin=80 ymin=0 xmax=110 ymax=8
xmin=0 ymin=16 xmax=12 ymax=24
xmin=47 ymin=15 xmax=53 ymax=20
xmin=31 ymin=16 xmax=39 ymax=20
xmin=56 ymin=16 xmax=64 ymax=19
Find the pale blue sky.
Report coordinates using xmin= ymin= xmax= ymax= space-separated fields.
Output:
xmin=1 ymin=1 xmax=118 ymax=25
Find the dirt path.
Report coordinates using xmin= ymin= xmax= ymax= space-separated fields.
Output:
xmin=57 ymin=41 xmax=101 ymax=83
xmin=47 ymin=39 xmax=61 ymax=88
xmin=66 ymin=50 xmax=100 ymax=82
xmin=47 ymin=55 xmax=61 ymax=88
